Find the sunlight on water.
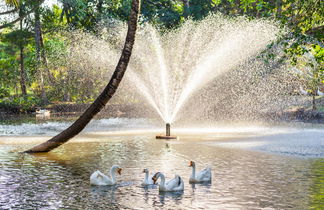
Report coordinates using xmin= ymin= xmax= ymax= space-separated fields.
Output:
xmin=0 ymin=118 xmax=158 ymax=136
xmin=0 ymin=133 xmax=322 ymax=209
xmin=0 ymin=117 xmax=323 ymax=208
xmin=1 ymin=117 xmax=323 ymax=158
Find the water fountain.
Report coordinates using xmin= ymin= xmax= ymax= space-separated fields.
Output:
xmin=0 ymin=14 xmax=291 ymax=137
xmin=59 ymin=14 xmax=296 ymax=132
xmin=1 ymin=14 xmax=323 ymax=210
xmin=124 ymin=14 xmax=280 ymax=136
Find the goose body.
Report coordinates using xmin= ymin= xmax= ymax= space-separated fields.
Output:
xmin=90 ymin=165 xmax=122 ymax=186
xmin=189 ymin=161 xmax=211 ymax=183
xmin=300 ymin=86 xmax=309 ymax=95
xmin=141 ymin=168 xmax=155 ymax=186
xmin=317 ymin=88 xmax=324 ymax=96
xmin=152 ymin=172 xmax=184 ymax=192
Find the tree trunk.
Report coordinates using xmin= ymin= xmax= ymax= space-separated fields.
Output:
xmin=19 ymin=19 xmax=27 ymax=96
xmin=19 ymin=45 xmax=27 ymax=96
xmin=181 ymin=0 xmax=190 ymax=18
xmin=312 ymin=95 xmax=316 ymax=111
xmin=24 ymin=0 xmax=140 ymax=153
xmin=97 ymin=0 xmax=103 ymax=14
xmin=276 ymin=0 xmax=282 ymax=18
xmin=34 ymin=7 xmax=48 ymax=104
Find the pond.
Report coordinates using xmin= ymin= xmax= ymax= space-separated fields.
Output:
xmin=0 ymin=118 xmax=323 ymax=209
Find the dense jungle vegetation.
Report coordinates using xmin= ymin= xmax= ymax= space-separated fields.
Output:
xmin=0 ymin=0 xmax=323 ymax=112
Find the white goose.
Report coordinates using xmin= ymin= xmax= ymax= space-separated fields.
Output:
xmin=90 ymin=165 xmax=122 ymax=185
xmin=152 ymin=172 xmax=184 ymax=192
xmin=141 ymin=168 xmax=155 ymax=186
xmin=299 ymin=86 xmax=310 ymax=95
xmin=189 ymin=161 xmax=211 ymax=183
xmin=317 ymin=88 xmax=324 ymax=96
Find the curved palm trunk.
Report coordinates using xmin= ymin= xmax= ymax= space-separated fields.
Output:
xmin=24 ymin=0 xmax=140 ymax=153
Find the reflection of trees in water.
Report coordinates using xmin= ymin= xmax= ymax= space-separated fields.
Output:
xmin=309 ymin=159 xmax=324 ymax=209
xmin=25 ymin=138 xmax=174 ymax=208
xmin=3 ymin=135 xmax=320 ymax=209
xmin=1 ymin=144 xmax=125 ymax=209
xmin=0 ymin=151 xmax=68 ymax=209
xmin=23 ymin=142 xmax=135 ymax=207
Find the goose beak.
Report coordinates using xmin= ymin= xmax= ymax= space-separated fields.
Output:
xmin=117 ymin=168 xmax=122 ymax=175
xmin=189 ymin=161 xmax=193 ymax=167
xmin=142 ymin=169 xmax=146 ymax=173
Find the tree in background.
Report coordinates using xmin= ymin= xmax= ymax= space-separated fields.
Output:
xmin=34 ymin=5 xmax=49 ymax=104
xmin=0 ymin=0 xmax=323 ymax=111
xmin=24 ymin=0 xmax=140 ymax=153
xmin=1 ymin=0 xmax=46 ymax=98
xmin=0 ymin=0 xmax=45 ymax=29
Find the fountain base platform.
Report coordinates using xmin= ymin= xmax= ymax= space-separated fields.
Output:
xmin=156 ymin=135 xmax=178 ymax=140
xmin=156 ymin=123 xmax=178 ymax=139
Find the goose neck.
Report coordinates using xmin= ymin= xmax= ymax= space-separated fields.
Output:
xmin=144 ymin=171 xmax=149 ymax=182
xmin=191 ymin=164 xmax=196 ymax=178
xmin=158 ymin=173 xmax=166 ymax=186
xmin=110 ymin=166 xmax=118 ymax=182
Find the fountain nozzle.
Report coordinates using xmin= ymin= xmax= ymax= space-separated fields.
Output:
xmin=166 ymin=123 xmax=170 ymax=136
xmin=156 ymin=122 xmax=178 ymax=140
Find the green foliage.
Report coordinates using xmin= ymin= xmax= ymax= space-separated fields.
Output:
xmin=0 ymin=87 xmax=10 ymax=98
xmin=187 ymin=0 xmax=217 ymax=20
xmin=0 ymin=37 xmax=20 ymax=89
xmin=0 ymin=28 xmax=38 ymax=90
xmin=0 ymin=0 xmax=323 ymax=112
xmin=44 ymin=35 xmax=68 ymax=64
xmin=1 ymin=29 xmax=33 ymax=47
xmin=0 ymin=95 xmax=41 ymax=112
xmin=309 ymin=159 xmax=324 ymax=209
xmin=41 ymin=5 xmax=68 ymax=32
xmin=312 ymin=45 xmax=324 ymax=67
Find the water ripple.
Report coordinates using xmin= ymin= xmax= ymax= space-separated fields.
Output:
xmin=1 ymin=136 xmax=322 ymax=209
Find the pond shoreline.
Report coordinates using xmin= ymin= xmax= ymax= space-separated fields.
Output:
xmin=0 ymin=103 xmax=150 ymax=119
xmin=263 ymin=108 xmax=324 ymax=124
xmin=2 ymin=103 xmax=324 ymax=124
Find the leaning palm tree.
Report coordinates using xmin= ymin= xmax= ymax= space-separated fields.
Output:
xmin=24 ymin=0 xmax=140 ymax=153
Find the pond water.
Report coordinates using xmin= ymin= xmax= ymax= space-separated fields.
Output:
xmin=0 ymin=118 xmax=323 ymax=209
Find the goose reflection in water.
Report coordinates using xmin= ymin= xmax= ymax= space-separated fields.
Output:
xmin=152 ymin=191 xmax=184 ymax=206
xmin=141 ymin=184 xmax=158 ymax=205
xmin=90 ymin=181 xmax=134 ymax=205
xmin=190 ymin=182 xmax=212 ymax=194
xmin=90 ymin=185 xmax=117 ymax=199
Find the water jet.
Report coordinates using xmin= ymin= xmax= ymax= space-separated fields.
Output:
xmin=65 ymin=15 xmax=282 ymax=131
xmin=125 ymin=14 xmax=280 ymax=128
xmin=156 ymin=123 xmax=178 ymax=139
